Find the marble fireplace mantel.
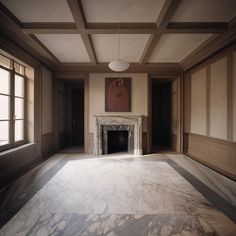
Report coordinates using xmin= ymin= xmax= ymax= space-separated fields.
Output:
xmin=94 ymin=115 xmax=143 ymax=156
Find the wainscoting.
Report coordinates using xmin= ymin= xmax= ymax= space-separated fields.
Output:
xmin=185 ymin=133 xmax=236 ymax=180
xmin=0 ymin=143 xmax=39 ymax=187
xmin=41 ymin=133 xmax=54 ymax=158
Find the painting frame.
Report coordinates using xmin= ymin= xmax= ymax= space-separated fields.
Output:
xmin=105 ymin=77 xmax=131 ymax=112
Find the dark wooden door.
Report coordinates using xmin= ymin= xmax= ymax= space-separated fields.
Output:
xmin=152 ymin=81 xmax=172 ymax=150
xmin=71 ymin=89 xmax=84 ymax=146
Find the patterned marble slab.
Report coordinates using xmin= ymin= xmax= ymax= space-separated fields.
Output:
xmin=0 ymin=158 xmax=235 ymax=235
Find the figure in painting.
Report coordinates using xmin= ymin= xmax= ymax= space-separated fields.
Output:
xmin=106 ymin=78 xmax=131 ymax=112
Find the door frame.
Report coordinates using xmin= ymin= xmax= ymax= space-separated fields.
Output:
xmin=54 ymin=75 xmax=89 ymax=152
xmin=148 ymin=75 xmax=183 ymax=153
xmin=68 ymin=76 xmax=89 ymax=151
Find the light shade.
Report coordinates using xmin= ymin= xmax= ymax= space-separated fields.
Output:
xmin=108 ymin=59 xmax=130 ymax=72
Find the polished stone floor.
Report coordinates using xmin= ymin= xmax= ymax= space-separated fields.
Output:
xmin=0 ymin=152 xmax=235 ymax=236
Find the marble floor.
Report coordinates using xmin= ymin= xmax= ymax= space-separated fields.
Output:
xmin=0 ymin=153 xmax=235 ymax=236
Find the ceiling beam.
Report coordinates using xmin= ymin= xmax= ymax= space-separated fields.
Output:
xmin=228 ymin=16 xmax=236 ymax=28
xmin=139 ymin=0 xmax=182 ymax=64
xmin=54 ymin=62 xmax=182 ymax=75
xmin=67 ymin=0 xmax=97 ymax=64
xmin=86 ymin=23 xmax=158 ymax=34
xmin=139 ymin=33 xmax=162 ymax=64
xmin=22 ymin=22 xmax=157 ymax=34
xmin=22 ymin=22 xmax=78 ymax=34
xmin=156 ymin=0 xmax=181 ymax=29
xmin=21 ymin=22 xmax=228 ymax=35
xmin=165 ymin=22 xmax=227 ymax=33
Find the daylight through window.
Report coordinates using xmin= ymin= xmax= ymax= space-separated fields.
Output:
xmin=0 ymin=54 xmax=26 ymax=150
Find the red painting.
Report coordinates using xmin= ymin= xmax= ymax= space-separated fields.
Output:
xmin=105 ymin=78 xmax=131 ymax=112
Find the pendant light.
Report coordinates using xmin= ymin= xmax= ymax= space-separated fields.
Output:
xmin=108 ymin=23 xmax=130 ymax=72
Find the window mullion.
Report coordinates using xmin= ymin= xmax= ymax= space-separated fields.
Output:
xmin=24 ymin=76 xmax=27 ymax=141
xmin=10 ymin=68 xmax=15 ymax=146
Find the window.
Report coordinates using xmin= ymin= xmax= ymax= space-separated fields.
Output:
xmin=0 ymin=54 xmax=26 ymax=151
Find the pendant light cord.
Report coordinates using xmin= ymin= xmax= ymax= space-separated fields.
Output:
xmin=118 ymin=23 xmax=120 ymax=60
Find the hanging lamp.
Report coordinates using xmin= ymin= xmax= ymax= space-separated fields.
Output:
xmin=108 ymin=23 xmax=130 ymax=72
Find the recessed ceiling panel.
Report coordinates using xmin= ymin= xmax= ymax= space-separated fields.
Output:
xmin=81 ymin=0 xmax=165 ymax=23
xmin=36 ymin=34 xmax=90 ymax=62
xmin=148 ymin=34 xmax=212 ymax=63
xmin=1 ymin=0 xmax=74 ymax=22
xmin=171 ymin=0 xmax=236 ymax=22
xmin=92 ymin=34 xmax=149 ymax=62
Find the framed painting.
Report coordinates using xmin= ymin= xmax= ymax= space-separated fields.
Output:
xmin=105 ymin=77 xmax=131 ymax=112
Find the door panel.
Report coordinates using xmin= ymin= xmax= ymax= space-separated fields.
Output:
xmin=71 ymin=89 xmax=84 ymax=146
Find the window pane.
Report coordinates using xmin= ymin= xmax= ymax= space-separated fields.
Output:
xmin=0 ymin=68 xmax=10 ymax=95
xmin=0 ymin=54 xmax=10 ymax=68
xmin=15 ymin=97 xmax=24 ymax=119
xmin=15 ymin=75 xmax=24 ymax=97
xmin=15 ymin=120 xmax=24 ymax=141
xmin=14 ymin=62 xmax=24 ymax=75
xmin=0 ymin=121 xmax=9 ymax=146
xmin=0 ymin=95 xmax=10 ymax=119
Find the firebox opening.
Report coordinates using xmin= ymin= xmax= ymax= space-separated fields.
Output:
xmin=108 ymin=130 xmax=128 ymax=154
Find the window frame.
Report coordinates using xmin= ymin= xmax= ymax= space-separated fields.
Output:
xmin=0 ymin=54 xmax=27 ymax=152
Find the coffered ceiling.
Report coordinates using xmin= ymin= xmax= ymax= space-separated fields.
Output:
xmin=0 ymin=0 xmax=236 ymax=73
xmin=148 ymin=34 xmax=212 ymax=63
xmin=92 ymin=34 xmax=150 ymax=62
xmin=171 ymin=0 xmax=236 ymax=22
xmin=36 ymin=34 xmax=90 ymax=62
xmin=81 ymin=0 xmax=166 ymax=23
xmin=1 ymin=0 xmax=74 ymax=22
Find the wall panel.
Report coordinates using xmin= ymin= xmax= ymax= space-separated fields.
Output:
xmin=190 ymin=68 xmax=207 ymax=135
xmin=233 ymin=52 xmax=236 ymax=141
xmin=183 ymin=73 xmax=190 ymax=133
xmin=209 ymin=57 xmax=227 ymax=140
xmin=42 ymin=67 xmax=53 ymax=135
xmin=185 ymin=45 xmax=236 ymax=180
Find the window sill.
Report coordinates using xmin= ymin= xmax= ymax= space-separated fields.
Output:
xmin=0 ymin=143 xmax=36 ymax=157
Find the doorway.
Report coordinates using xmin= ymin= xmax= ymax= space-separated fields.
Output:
xmin=151 ymin=79 xmax=172 ymax=152
xmin=71 ymin=88 xmax=84 ymax=146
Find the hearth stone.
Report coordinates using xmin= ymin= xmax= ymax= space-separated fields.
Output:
xmin=94 ymin=116 xmax=143 ymax=156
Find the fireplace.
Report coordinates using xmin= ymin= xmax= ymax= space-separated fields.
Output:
xmin=107 ymin=130 xmax=128 ymax=154
xmin=94 ymin=115 xmax=143 ymax=155
xmin=103 ymin=125 xmax=134 ymax=154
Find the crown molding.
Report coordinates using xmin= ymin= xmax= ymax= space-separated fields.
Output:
xmin=181 ymin=25 xmax=236 ymax=71
xmin=0 ymin=3 xmax=58 ymax=68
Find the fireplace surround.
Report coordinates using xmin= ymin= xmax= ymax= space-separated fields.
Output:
xmin=94 ymin=115 xmax=143 ymax=155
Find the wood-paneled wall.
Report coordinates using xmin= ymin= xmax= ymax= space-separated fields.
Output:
xmin=0 ymin=36 xmax=57 ymax=186
xmin=184 ymin=44 xmax=236 ymax=180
